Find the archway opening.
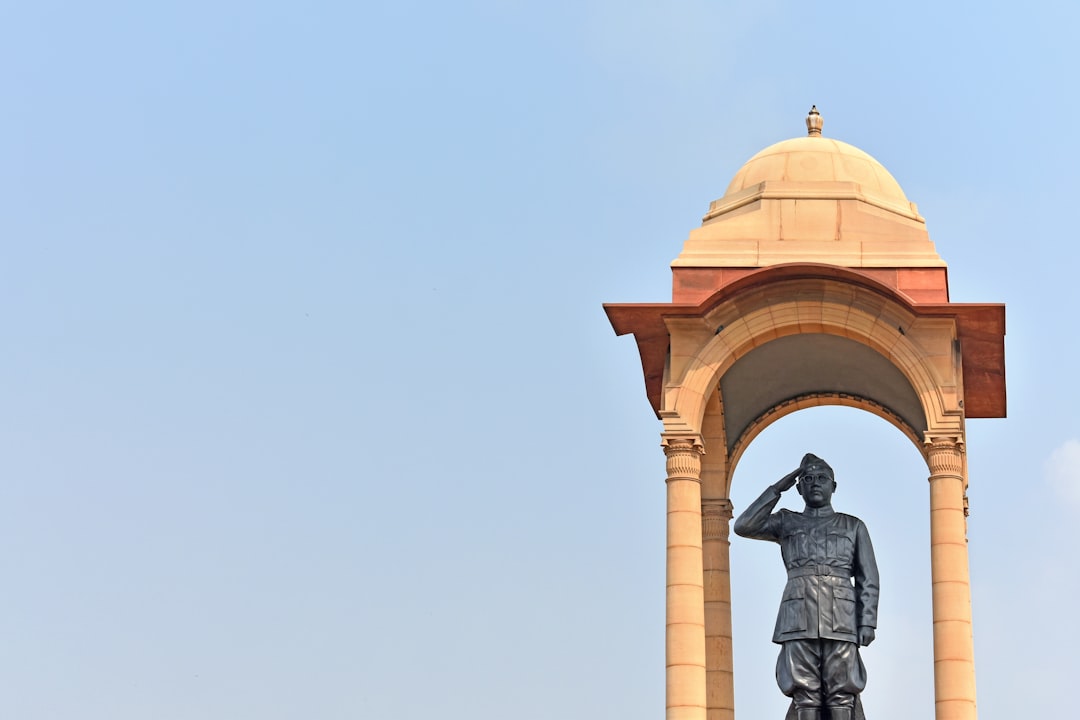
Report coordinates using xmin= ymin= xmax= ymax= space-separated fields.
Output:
xmin=727 ymin=405 xmax=933 ymax=720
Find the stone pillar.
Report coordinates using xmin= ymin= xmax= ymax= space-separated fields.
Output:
xmin=702 ymin=498 xmax=735 ymax=720
xmin=662 ymin=435 xmax=708 ymax=720
xmin=925 ymin=435 xmax=977 ymax=720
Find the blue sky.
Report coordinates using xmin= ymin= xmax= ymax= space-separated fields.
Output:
xmin=1 ymin=2 xmax=1077 ymax=718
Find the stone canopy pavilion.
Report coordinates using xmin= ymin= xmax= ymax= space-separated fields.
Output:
xmin=604 ymin=108 xmax=1006 ymax=720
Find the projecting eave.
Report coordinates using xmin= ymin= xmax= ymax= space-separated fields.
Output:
xmin=603 ymin=263 xmax=1006 ymax=420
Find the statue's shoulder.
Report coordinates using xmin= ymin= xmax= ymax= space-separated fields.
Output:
xmin=834 ymin=511 xmax=867 ymax=527
xmin=773 ymin=508 xmax=799 ymax=527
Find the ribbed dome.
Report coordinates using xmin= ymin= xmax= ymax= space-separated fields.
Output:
xmin=724 ymin=136 xmax=909 ymax=206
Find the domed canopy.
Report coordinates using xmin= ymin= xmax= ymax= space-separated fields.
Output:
xmin=672 ymin=107 xmax=944 ymax=271
xmin=724 ymin=136 xmax=910 ymax=208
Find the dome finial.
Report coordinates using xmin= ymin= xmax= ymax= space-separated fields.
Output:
xmin=806 ymin=105 xmax=823 ymax=137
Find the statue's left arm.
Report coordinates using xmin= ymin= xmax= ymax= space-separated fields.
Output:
xmin=854 ymin=520 xmax=879 ymax=646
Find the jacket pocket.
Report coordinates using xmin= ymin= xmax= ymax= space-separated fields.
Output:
xmin=832 ymin=584 xmax=857 ymax=634
xmin=778 ymin=584 xmax=807 ymax=634
xmin=827 ymin=532 xmax=854 ymax=561
xmin=783 ymin=532 xmax=809 ymax=565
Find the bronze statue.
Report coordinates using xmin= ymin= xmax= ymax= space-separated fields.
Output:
xmin=734 ymin=454 xmax=879 ymax=720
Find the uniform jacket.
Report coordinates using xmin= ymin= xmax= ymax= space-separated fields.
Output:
xmin=734 ymin=485 xmax=879 ymax=645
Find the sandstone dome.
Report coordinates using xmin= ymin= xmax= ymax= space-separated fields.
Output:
xmin=672 ymin=107 xmax=944 ymax=270
xmin=724 ymin=135 xmax=910 ymax=208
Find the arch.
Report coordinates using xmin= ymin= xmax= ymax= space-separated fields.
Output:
xmin=726 ymin=392 xmax=924 ymax=479
xmin=663 ymin=277 xmax=962 ymax=443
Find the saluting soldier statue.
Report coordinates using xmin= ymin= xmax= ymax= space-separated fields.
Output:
xmin=734 ymin=454 xmax=879 ymax=720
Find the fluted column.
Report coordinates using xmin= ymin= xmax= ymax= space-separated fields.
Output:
xmin=702 ymin=498 xmax=735 ymax=720
xmin=925 ymin=435 xmax=977 ymax=720
xmin=662 ymin=435 xmax=707 ymax=720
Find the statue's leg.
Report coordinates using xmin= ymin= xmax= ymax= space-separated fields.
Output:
xmin=785 ymin=702 xmax=820 ymax=720
xmin=823 ymin=641 xmax=866 ymax=720
xmin=777 ymin=640 xmax=824 ymax=711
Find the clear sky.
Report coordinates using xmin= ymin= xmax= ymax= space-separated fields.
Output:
xmin=1 ymin=2 xmax=1076 ymax=719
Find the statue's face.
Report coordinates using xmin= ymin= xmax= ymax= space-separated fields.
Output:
xmin=797 ymin=469 xmax=836 ymax=508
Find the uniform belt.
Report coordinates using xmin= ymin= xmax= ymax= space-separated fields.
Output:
xmin=787 ymin=564 xmax=851 ymax=579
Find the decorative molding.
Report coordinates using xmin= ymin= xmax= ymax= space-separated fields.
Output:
xmin=699 ymin=180 xmax=924 ymax=226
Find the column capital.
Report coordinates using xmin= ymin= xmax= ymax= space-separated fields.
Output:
xmin=662 ymin=434 xmax=705 ymax=484
xmin=661 ymin=433 xmax=705 ymax=453
xmin=924 ymin=433 xmax=965 ymax=477
xmin=923 ymin=433 xmax=965 ymax=454
xmin=701 ymin=499 xmax=734 ymax=542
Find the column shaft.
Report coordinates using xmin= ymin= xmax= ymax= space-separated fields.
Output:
xmin=663 ymin=436 xmax=707 ymax=720
xmin=926 ymin=436 xmax=977 ymax=720
xmin=702 ymin=499 xmax=735 ymax=720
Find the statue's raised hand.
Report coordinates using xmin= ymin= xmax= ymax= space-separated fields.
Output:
xmin=775 ymin=467 xmax=801 ymax=492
